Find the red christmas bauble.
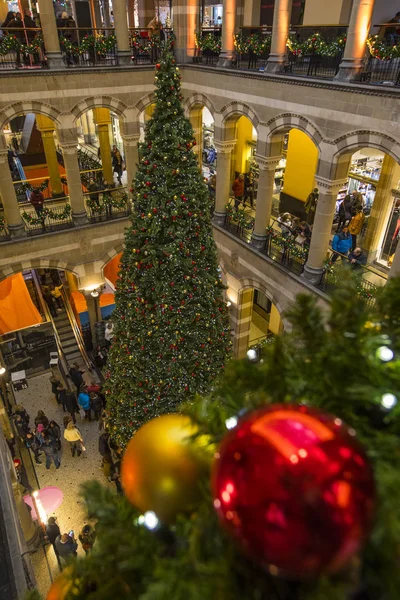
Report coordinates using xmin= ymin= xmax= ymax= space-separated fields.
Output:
xmin=212 ymin=404 xmax=375 ymax=579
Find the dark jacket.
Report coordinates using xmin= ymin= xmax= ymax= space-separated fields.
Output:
xmin=65 ymin=392 xmax=79 ymax=414
xmin=34 ymin=414 xmax=49 ymax=428
xmin=29 ymin=190 xmax=45 ymax=209
xmin=24 ymin=15 xmax=37 ymax=42
xmin=7 ymin=17 xmax=25 ymax=42
xmin=69 ymin=367 xmax=83 ymax=389
xmin=348 ymin=250 xmax=367 ymax=270
xmin=98 ymin=432 xmax=110 ymax=457
xmin=41 ymin=438 xmax=59 ymax=456
xmin=25 ymin=432 xmax=42 ymax=452
xmin=91 ymin=394 xmax=102 ymax=413
xmin=46 ymin=522 xmax=61 ymax=544
xmin=339 ymin=196 xmax=352 ymax=220
xmin=55 ymin=535 xmax=78 ymax=558
xmin=48 ymin=422 xmax=61 ymax=443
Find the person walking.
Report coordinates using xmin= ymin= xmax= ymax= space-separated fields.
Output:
xmin=337 ymin=195 xmax=352 ymax=232
xmin=64 ymin=421 xmax=84 ymax=457
xmin=42 ymin=286 xmax=57 ymax=317
xmin=29 ymin=188 xmax=45 ymax=218
xmin=331 ymin=227 xmax=352 ymax=263
xmin=104 ymin=321 xmax=114 ymax=349
xmin=46 ymin=517 xmax=61 ymax=566
xmin=348 ymin=209 xmax=365 ymax=251
xmin=57 ymin=384 xmax=67 ymax=412
xmin=78 ymin=524 xmax=96 ymax=555
xmin=88 ymin=177 xmax=100 ymax=208
xmin=232 ymin=174 xmax=244 ymax=209
xmin=55 ymin=532 xmax=78 ymax=565
xmin=112 ymin=146 xmax=123 ymax=186
xmin=78 ymin=387 xmax=91 ymax=421
xmin=50 ymin=375 xmax=61 ymax=403
xmin=25 ymin=430 xmax=43 ymax=464
xmin=68 ymin=364 xmax=84 ymax=393
xmin=90 ymin=392 xmax=102 ymax=421
xmin=48 ymin=420 xmax=62 ymax=450
xmin=42 ymin=435 xmax=61 ymax=470
xmin=14 ymin=414 xmax=29 ymax=441
xmin=305 ymin=188 xmax=319 ymax=225
xmin=51 ymin=285 xmax=64 ymax=310
xmin=34 ymin=410 xmax=49 ymax=429
xmin=64 ymin=390 xmax=79 ymax=423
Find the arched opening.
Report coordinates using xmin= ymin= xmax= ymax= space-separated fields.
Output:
xmin=236 ymin=286 xmax=283 ymax=358
xmin=331 ymin=147 xmax=400 ymax=272
xmin=139 ymin=103 xmax=156 ymax=142
xmin=188 ymin=104 xmax=216 ymax=189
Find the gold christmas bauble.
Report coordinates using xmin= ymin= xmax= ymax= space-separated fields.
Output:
xmin=121 ymin=415 xmax=211 ymax=523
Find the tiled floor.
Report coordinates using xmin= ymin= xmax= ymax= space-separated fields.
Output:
xmin=14 ymin=369 xmax=110 ymax=596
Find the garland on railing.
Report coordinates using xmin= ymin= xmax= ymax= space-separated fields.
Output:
xmin=14 ymin=177 xmax=67 ymax=194
xmin=323 ymin=257 xmax=378 ymax=301
xmin=266 ymin=225 xmax=309 ymax=260
xmin=234 ymin=33 xmax=271 ymax=56
xmin=195 ymin=33 xmax=221 ymax=54
xmin=0 ymin=33 xmax=44 ymax=56
xmin=22 ymin=204 xmax=72 ymax=225
xmin=225 ymin=203 xmax=255 ymax=230
xmin=366 ymin=35 xmax=400 ymax=60
xmin=286 ymin=33 xmax=347 ymax=57
xmin=60 ymin=34 xmax=117 ymax=57
xmin=86 ymin=192 xmax=129 ymax=213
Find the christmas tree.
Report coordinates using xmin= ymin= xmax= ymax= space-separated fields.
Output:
xmin=36 ymin=276 xmax=400 ymax=600
xmin=104 ymin=52 xmax=232 ymax=447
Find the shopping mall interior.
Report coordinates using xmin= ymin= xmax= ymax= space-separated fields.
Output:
xmin=0 ymin=0 xmax=399 ymax=596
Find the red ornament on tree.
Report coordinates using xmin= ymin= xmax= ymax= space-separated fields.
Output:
xmin=212 ymin=404 xmax=375 ymax=579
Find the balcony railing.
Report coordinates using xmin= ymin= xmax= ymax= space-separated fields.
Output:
xmin=84 ymin=186 xmax=131 ymax=222
xmin=21 ymin=198 xmax=74 ymax=236
xmin=59 ymin=28 xmax=118 ymax=68
xmin=0 ymin=29 xmax=46 ymax=70
xmin=359 ymin=36 xmax=400 ymax=86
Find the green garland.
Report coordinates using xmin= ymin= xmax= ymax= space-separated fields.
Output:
xmin=87 ymin=192 xmax=129 ymax=214
xmin=323 ymin=258 xmax=378 ymax=301
xmin=60 ymin=34 xmax=117 ymax=57
xmin=195 ymin=33 xmax=221 ymax=54
xmin=22 ymin=203 xmax=72 ymax=225
xmin=286 ymin=32 xmax=347 ymax=57
xmin=225 ymin=203 xmax=255 ymax=230
xmin=367 ymin=35 xmax=400 ymax=60
xmin=234 ymin=33 xmax=271 ymax=56
xmin=266 ymin=225 xmax=308 ymax=260
xmin=0 ymin=33 xmax=44 ymax=57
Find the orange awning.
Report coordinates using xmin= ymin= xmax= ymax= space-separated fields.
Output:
xmin=100 ymin=292 xmax=115 ymax=307
xmin=0 ymin=274 xmax=42 ymax=334
xmin=69 ymin=291 xmax=88 ymax=314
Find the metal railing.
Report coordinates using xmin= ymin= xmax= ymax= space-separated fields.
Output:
xmin=58 ymin=27 xmax=118 ymax=67
xmin=84 ymin=186 xmax=131 ymax=222
xmin=283 ymin=51 xmax=343 ymax=78
xmin=0 ymin=28 xmax=46 ymax=70
xmin=359 ymin=55 xmax=400 ymax=86
xmin=0 ymin=216 xmax=10 ymax=241
xmin=21 ymin=199 xmax=74 ymax=236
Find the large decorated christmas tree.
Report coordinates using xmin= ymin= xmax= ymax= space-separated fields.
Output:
xmin=103 ymin=52 xmax=232 ymax=447
xmin=39 ymin=276 xmax=400 ymax=600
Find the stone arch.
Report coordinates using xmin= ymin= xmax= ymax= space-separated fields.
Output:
xmin=0 ymin=258 xmax=79 ymax=284
xmin=135 ymin=93 xmax=157 ymax=115
xmin=332 ymin=131 xmax=400 ymax=164
xmin=70 ymin=96 xmax=128 ymax=122
xmin=0 ymin=101 xmax=62 ymax=130
xmin=220 ymin=101 xmax=260 ymax=131
xmin=265 ymin=113 xmax=323 ymax=150
xmin=184 ymin=93 xmax=216 ymax=119
xmin=238 ymin=277 xmax=286 ymax=321
xmin=100 ymin=243 xmax=125 ymax=274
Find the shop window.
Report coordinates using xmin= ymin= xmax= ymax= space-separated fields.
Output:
xmin=380 ymin=195 xmax=400 ymax=267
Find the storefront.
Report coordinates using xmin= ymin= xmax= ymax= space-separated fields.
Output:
xmin=379 ymin=189 xmax=400 ymax=267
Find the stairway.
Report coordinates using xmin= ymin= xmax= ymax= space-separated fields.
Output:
xmin=52 ymin=310 xmax=82 ymax=364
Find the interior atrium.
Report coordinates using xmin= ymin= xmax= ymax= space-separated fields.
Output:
xmin=0 ymin=0 xmax=399 ymax=598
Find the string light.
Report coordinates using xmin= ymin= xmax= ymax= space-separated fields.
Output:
xmin=247 ymin=348 xmax=258 ymax=362
xmin=225 ymin=416 xmax=238 ymax=430
xmin=381 ymin=393 xmax=397 ymax=410
xmin=376 ymin=346 xmax=394 ymax=362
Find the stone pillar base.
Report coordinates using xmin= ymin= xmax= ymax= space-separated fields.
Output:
xmin=334 ymin=58 xmax=364 ymax=82
xmin=251 ymin=233 xmax=267 ymax=250
xmin=302 ymin=263 xmax=324 ymax=285
xmin=174 ymin=48 xmax=189 ymax=64
xmin=265 ymin=54 xmax=285 ymax=74
xmin=8 ymin=223 xmax=27 ymax=239
xmin=217 ymin=52 xmax=235 ymax=68
xmin=72 ymin=211 xmax=89 ymax=226
xmin=117 ymin=50 xmax=132 ymax=66
xmin=46 ymin=52 xmax=64 ymax=70
xmin=213 ymin=211 xmax=226 ymax=226
xmin=51 ymin=191 xmax=66 ymax=199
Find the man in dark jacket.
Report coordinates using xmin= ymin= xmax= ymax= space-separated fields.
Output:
xmin=69 ymin=365 xmax=84 ymax=393
xmin=337 ymin=195 xmax=352 ymax=232
xmin=64 ymin=390 xmax=79 ymax=422
xmin=42 ymin=286 xmax=57 ymax=317
xmin=29 ymin=188 xmax=45 ymax=217
xmin=42 ymin=435 xmax=61 ymax=470
xmin=25 ymin=430 xmax=42 ymax=464
xmin=46 ymin=516 xmax=61 ymax=564
xmin=348 ymin=247 xmax=367 ymax=271
xmin=55 ymin=532 xmax=78 ymax=565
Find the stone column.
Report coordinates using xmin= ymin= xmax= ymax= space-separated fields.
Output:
xmin=336 ymin=0 xmax=375 ymax=82
xmin=173 ymin=0 xmax=198 ymax=63
xmin=121 ymin=134 xmax=140 ymax=189
xmin=83 ymin=291 xmax=100 ymax=342
xmin=37 ymin=0 xmax=63 ymax=68
xmin=93 ymin=108 xmax=114 ymax=185
xmin=217 ymin=0 xmax=237 ymax=67
xmin=0 ymin=151 xmax=26 ymax=238
xmin=363 ymin=155 xmax=397 ymax=262
xmin=59 ymin=143 xmax=89 ymax=226
xmin=265 ymin=0 xmax=292 ymax=74
xmin=303 ymin=176 xmax=348 ymax=284
xmin=251 ymin=156 xmax=280 ymax=249
xmin=189 ymin=108 xmax=203 ymax=168
xmin=36 ymin=115 xmax=63 ymax=198
xmin=213 ymin=141 xmax=235 ymax=225
xmin=102 ymin=0 xmax=112 ymax=28
xmin=111 ymin=0 xmax=131 ymax=64
xmin=12 ymin=482 xmax=39 ymax=548
xmin=243 ymin=0 xmax=261 ymax=27
xmin=138 ymin=0 xmax=155 ymax=27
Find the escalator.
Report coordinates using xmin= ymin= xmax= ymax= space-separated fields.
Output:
xmin=32 ymin=271 xmax=93 ymax=372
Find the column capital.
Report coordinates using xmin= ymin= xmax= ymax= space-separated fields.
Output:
xmin=121 ymin=133 xmax=141 ymax=145
xmin=314 ymin=176 xmax=348 ymax=195
xmin=214 ymin=140 xmax=236 ymax=154
xmin=59 ymin=142 xmax=78 ymax=156
xmin=255 ymin=155 xmax=281 ymax=171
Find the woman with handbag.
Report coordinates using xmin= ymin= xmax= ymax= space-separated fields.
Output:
xmin=63 ymin=422 xmax=84 ymax=457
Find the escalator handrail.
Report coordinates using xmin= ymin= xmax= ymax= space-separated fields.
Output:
xmin=31 ymin=271 xmax=72 ymax=390
xmin=60 ymin=286 xmax=93 ymax=371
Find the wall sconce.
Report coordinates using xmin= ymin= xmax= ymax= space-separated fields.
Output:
xmin=90 ymin=289 xmax=99 ymax=298
xmin=0 ymin=365 xmax=6 ymax=376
